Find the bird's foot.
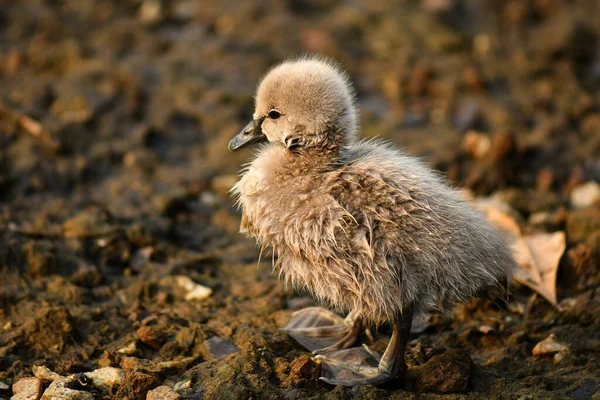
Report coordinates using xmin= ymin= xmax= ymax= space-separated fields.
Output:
xmin=315 ymin=345 xmax=403 ymax=387
xmin=281 ymin=307 xmax=360 ymax=353
xmin=316 ymin=306 xmax=414 ymax=387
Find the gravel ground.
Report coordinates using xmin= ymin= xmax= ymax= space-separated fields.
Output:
xmin=0 ymin=0 xmax=599 ymax=399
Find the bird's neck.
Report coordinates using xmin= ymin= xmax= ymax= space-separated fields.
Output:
xmin=287 ymin=126 xmax=348 ymax=172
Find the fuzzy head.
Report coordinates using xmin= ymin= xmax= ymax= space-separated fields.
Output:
xmin=228 ymin=57 xmax=358 ymax=153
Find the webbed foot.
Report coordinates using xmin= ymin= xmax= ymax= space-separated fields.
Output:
xmin=281 ymin=307 xmax=361 ymax=353
xmin=315 ymin=307 xmax=414 ymax=387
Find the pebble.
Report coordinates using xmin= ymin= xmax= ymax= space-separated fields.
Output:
xmin=478 ymin=324 xmax=495 ymax=334
xmin=203 ymin=336 xmax=240 ymax=359
xmin=462 ymin=130 xmax=491 ymax=159
xmin=136 ymin=324 xmax=168 ymax=350
xmin=532 ymin=334 xmax=568 ymax=363
xmin=0 ymin=381 xmax=9 ymax=391
xmin=11 ymin=377 xmax=42 ymax=400
xmin=32 ymin=365 xmax=61 ymax=382
xmin=138 ymin=0 xmax=163 ymax=25
xmin=172 ymin=379 xmax=192 ymax=391
xmin=40 ymin=375 xmax=94 ymax=400
xmin=117 ymin=341 xmax=138 ymax=355
xmin=84 ymin=367 xmax=125 ymax=392
xmin=288 ymin=355 xmax=318 ymax=383
xmin=570 ymin=181 xmax=600 ymax=209
xmin=146 ymin=385 xmax=180 ymax=400
xmin=175 ymin=275 xmax=212 ymax=301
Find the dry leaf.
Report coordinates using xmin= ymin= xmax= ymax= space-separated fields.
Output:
xmin=484 ymin=205 xmax=566 ymax=305
xmin=515 ymin=231 xmax=565 ymax=305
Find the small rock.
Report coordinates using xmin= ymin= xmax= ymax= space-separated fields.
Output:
xmin=203 ymin=336 xmax=240 ymax=359
xmin=528 ymin=211 xmax=554 ymax=227
xmin=558 ymin=297 xmax=577 ymax=312
xmin=117 ymin=342 xmax=138 ymax=355
xmin=288 ymin=355 xmax=318 ymax=384
xmin=570 ymin=181 xmax=600 ymax=209
xmin=12 ymin=377 xmax=42 ymax=400
xmin=84 ymin=367 xmax=125 ymax=393
xmin=569 ymin=381 xmax=597 ymax=400
xmin=532 ymin=334 xmax=568 ymax=363
xmin=462 ymin=130 xmax=491 ymax=159
xmin=40 ymin=375 xmax=94 ymax=400
xmin=138 ymin=0 xmax=163 ymax=25
xmin=407 ymin=350 xmax=474 ymax=394
xmin=199 ymin=191 xmax=219 ymax=207
xmin=0 ymin=380 xmax=9 ymax=390
xmin=136 ymin=324 xmax=167 ymax=350
xmin=130 ymin=247 xmax=155 ymax=270
xmin=478 ymin=324 xmax=495 ymax=334
xmin=175 ymin=276 xmax=212 ymax=301
xmin=32 ymin=365 xmax=62 ymax=382
xmin=113 ymin=371 xmax=158 ymax=399
xmin=146 ymin=385 xmax=180 ymax=400
xmin=172 ymin=379 xmax=191 ymax=391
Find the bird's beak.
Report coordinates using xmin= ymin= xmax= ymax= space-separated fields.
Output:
xmin=228 ymin=118 xmax=267 ymax=151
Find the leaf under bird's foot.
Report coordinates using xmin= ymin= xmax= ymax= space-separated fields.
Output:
xmin=281 ymin=307 xmax=361 ymax=353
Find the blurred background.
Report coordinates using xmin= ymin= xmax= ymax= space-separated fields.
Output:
xmin=0 ymin=1 xmax=599 ymax=399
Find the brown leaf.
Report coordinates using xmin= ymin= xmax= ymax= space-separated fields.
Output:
xmin=515 ymin=232 xmax=565 ymax=305
xmin=484 ymin=204 xmax=565 ymax=305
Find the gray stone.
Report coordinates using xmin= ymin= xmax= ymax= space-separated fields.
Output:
xmin=203 ymin=336 xmax=240 ymax=359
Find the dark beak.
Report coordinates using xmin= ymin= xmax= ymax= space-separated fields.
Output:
xmin=228 ymin=118 xmax=267 ymax=151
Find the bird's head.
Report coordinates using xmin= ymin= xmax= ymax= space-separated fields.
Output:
xmin=228 ymin=57 xmax=358 ymax=155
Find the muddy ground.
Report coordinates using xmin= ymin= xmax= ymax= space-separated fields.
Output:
xmin=1 ymin=0 xmax=599 ymax=399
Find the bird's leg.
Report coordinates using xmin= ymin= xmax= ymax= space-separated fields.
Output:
xmin=316 ymin=306 xmax=414 ymax=387
xmin=281 ymin=307 xmax=361 ymax=352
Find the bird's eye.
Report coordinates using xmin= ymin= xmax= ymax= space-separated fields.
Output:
xmin=268 ymin=110 xmax=280 ymax=119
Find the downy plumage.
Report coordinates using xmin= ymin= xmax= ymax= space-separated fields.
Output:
xmin=229 ymin=56 xmax=515 ymax=386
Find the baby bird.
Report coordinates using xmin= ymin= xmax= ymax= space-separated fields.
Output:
xmin=229 ymin=57 xmax=515 ymax=387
